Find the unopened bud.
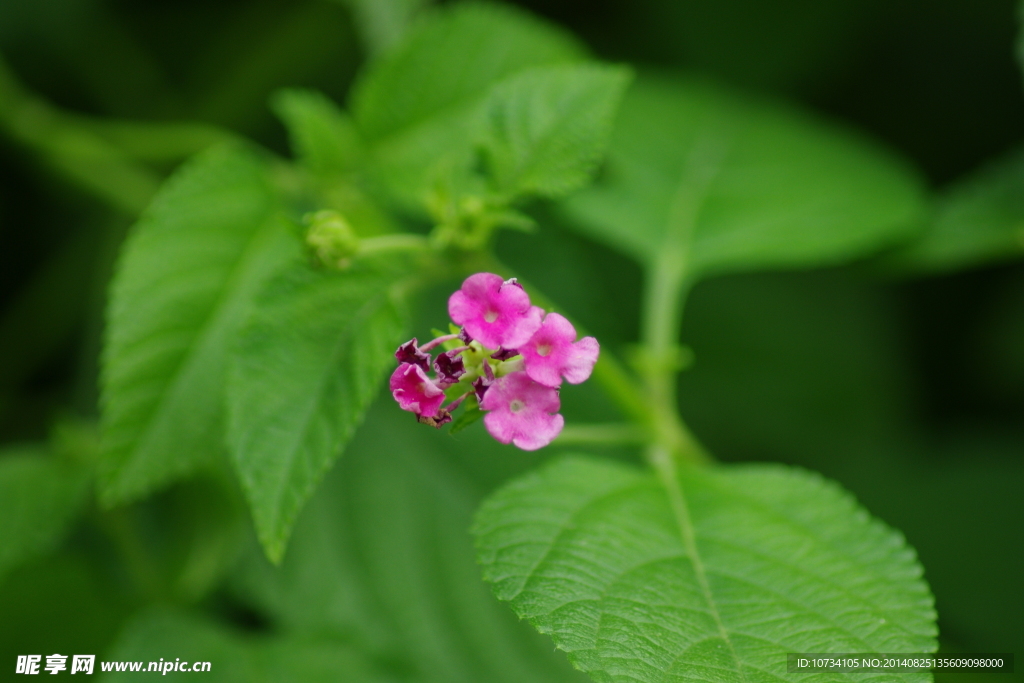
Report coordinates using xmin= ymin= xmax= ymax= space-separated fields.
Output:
xmin=305 ymin=210 xmax=359 ymax=268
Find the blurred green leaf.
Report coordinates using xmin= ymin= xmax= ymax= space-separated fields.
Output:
xmin=230 ymin=401 xmax=588 ymax=683
xmin=351 ymin=2 xmax=584 ymax=141
xmin=100 ymin=610 xmax=398 ymax=682
xmin=882 ymin=147 xmax=1024 ymax=274
xmin=479 ymin=64 xmax=631 ymax=201
xmin=348 ymin=1 xmax=586 ymax=211
xmin=561 ymin=73 xmax=926 ymax=280
xmin=100 ymin=144 xmax=299 ymax=506
xmin=0 ymin=551 xmax=133 ymax=669
xmin=226 ymin=264 xmax=408 ymax=564
xmin=0 ymin=447 xmax=90 ymax=580
xmin=272 ymin=89 xmax=361 ymax=178
xmin=448 ymin=403 xmax=482 ymax=435
xmin=474 ymin=455 xmax=937 ymax=682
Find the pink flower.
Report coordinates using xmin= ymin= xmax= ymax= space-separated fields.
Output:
xmin=519 ymin=313 xmax=599 ymax=387
xmin=481 ymin=372 xmax=564 ymax=451
xmin=390 ymin=363 xmax=445 ymax=417
xmin=448 ymin=273 xmax=542 ymax=350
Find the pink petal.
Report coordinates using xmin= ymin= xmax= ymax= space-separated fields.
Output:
xmin=513 ymin=413 xmax=564 ymax=451
xmin=521 ymin=313 xmax=597 ymax=387
xmin=563 ymin=336 xmax=599 ymax=384
xmin=389 ymin=363 xmax=445 ymax=416
xmin=448 ymin=273 xmax=503 ymax=327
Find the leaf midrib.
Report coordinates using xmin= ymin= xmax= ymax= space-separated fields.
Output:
xmin=656 ymin=454 xmax=749 ymax=683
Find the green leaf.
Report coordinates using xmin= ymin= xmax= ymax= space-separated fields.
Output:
xmin=448 ymin=402 xmax=482 ymax=435
xmin=100 ymin=610 xmax=397 ymax=682
xmin=474 ymin=455 xmax=937 ymax=683
xmin=100 ymin=144 xmax=298 ymax=506
xmin=226 ymin=263 xmax=408 ymax=563
xmin=561 ymin=73 xmax=927 ymax=280
xmin=881 ymin=147 xmax=1024 ymax=274
xmin=272 ymin=88 xmax=361 ymax=177
xmin=230 ymin=401 xmax=588 ymax=683
xmin=351 ymin=2 xmax=584 ymax=141
xmin=0 ymin=551 xmax=133 ymax=669
xmin=479 ymin=64 xmax=632 ymax=200
xmin=349 ymin=1 xmax=586 ymax=211
xmin=0 ymin=448 xmax=90 ymax=581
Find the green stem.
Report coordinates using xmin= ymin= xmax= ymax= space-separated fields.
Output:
xmin=0 ymin=52 xmax=234 ymax=214
xmin=555 ymin=424 xmax=647 ymax=447
xmin=358 ymin=234 xmax=432 ymax=258
xmin=0 ymin=54 xmax=159 ymax=214
xmin=637 ymin=139 xmax=725 ymax=465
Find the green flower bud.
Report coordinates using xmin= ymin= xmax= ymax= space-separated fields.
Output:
xmin=305 ymin=210 xmax=359 ymax=268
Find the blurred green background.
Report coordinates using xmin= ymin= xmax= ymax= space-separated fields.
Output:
xmin=1 ymin=0 xmax=1022 ymax=680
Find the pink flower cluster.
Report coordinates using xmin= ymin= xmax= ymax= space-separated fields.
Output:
xmin=389 ymin=273 xmax=599 ymax=450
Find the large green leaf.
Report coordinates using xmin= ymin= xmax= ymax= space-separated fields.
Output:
xmin=225 ymin=263 xmax=408 ymax=563
xmin=351 ymin=2 xmax=584 ymax=141
xmin=881 ymin=147 xmax=1024 ymax=274
xmin=99 ymin=610 xmax=397 ymax=682
xmin=474 ymin=455 xmax=937 ymax=683
xmin=99 ymin=144 xmax=298 ymax=505
xmin=0 ymin=449 xmax=90 ymax=581
xmin=479 ymin=64 xmax=631 ymax=200
xmin=348 ymin=1 xmax=586 ymax=211
xmin=230 ymin=400 xmax=589 ymax=683
xmin=561 ymin=73 xmax=926 ymax=280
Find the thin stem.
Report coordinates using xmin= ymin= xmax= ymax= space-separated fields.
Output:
xmin=0 ymin=53 xmax=160 ymax=214
xmin=637 ymin=139 xmax=725 ymax=465
xmin=555 ymin=424 xmax=647 ymax=447
xmin=445 ymin=392 xmax=472 ymax=412
xmin=420 ymin=334 xmax=459 ymax=352
xmin=358 ymin=233 xmax=432 ymax=258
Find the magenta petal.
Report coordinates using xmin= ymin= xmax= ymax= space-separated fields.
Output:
xmin=503 ymin=305 xmax=544 ymax=348
xmin=480 ymin=372 xmax=563 ymax=450
xmin=447 ymin=273 xmax=541 ymax=349
xmin=389 ymin=363 xmax=445 ymax=416
xmin=520 ymin=312 xmax=598 ymax=387
xmin=512 ymin=413 xmax=564 ymax=451
xmin=562 ymin=336 xmax=600 ymax=384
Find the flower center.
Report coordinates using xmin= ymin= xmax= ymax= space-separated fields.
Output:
xmin=509 ymin=399 xmax=525 ymax=413
xmin=536 ymin=343 xmax=551 ymax=357
xmin=484 ymin=310 xmax=499 ymax=323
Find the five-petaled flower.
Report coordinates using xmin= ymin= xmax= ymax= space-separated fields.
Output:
xmin=480 ymin=372 xmax=564 ymax=451
xmin=448 ymin=273 xmax=543 ymax=349
xmin=389 ymin=272 xmax=599 ymax=450
xmin=518 ymin=312 xmax=599 ymax=388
